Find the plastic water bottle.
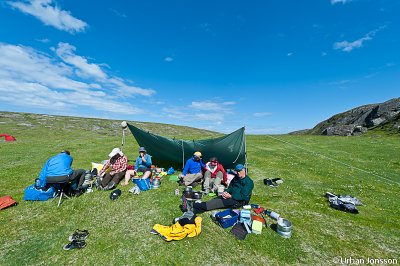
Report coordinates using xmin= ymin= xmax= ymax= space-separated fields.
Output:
xmin=265 ymin=209 xmax=280 ymax=220
xmin=34 ymin=178 xmax=42 ymax=189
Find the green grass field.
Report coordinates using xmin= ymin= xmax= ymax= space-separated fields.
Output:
xmin=1 ymin=112 xmax=399 ymax=265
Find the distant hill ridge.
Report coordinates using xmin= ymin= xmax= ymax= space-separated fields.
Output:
xmin=0 ymin=111 xmax=220 ymax=139
xmin=291 ymin=97 xmax=400 ymax=136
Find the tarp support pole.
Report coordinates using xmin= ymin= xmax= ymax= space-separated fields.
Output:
xmin=181 ymin=140 xmax=185 ymax=169
xmin=121 ymin=128 xmax=126 ymax=152
xmin=244 ymin=126 xmax=248 ymax=174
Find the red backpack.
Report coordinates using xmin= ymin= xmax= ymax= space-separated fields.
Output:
xmin=0 ymin=195 xmax=17 ymax=210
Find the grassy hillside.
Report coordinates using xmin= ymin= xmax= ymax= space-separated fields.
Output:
xmin=1 ymin=112 xmax=399 ymax=265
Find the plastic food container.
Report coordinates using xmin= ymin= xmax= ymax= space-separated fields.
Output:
xmin=215 ymin=209 xmax=239 ymax=228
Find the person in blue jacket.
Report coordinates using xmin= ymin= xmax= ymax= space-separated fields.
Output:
xmin=38 ymin=150 xmax=86 ymax=193
xmin=122 ymin=147 xmax=152 ymax=185
xmin=179 ymin=151 xmax=204 ymax=187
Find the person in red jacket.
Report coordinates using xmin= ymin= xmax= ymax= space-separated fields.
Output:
xmin=203 ymin=157 xmax=227 ymax=194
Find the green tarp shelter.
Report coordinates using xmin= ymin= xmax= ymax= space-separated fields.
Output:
xmin=127 ymin=124 xmax=246 ymax=170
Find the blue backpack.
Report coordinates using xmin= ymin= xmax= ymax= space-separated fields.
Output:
xmin=23 ymin=185 xmax=56 ymax=201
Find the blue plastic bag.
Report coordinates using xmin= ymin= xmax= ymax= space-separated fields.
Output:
xmin=23 ymin=185 xmax=55 ymax=201
xmin=167 ymin=167 xmax=175 ymax=175
xmin=132 ymin=178 xmax=150 ymax=191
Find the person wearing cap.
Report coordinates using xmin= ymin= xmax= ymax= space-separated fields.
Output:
xmin=97 ymin=148 xmax=128 ymax=190
xmin=203 ymin=157 xmax=227 ymax=194
xmin=193 ymin=164 xmax=254 ymax=214
xmin=179 ymin=151 xmax=205 ymax=187
xmin=38 ymin=150 xmax=86 ymax=195
xmin=122 ymin=147 xmax=152 ymax=186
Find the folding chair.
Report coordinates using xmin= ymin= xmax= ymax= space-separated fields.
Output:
xmin=49 ymin=182 xmax=71 ymax=207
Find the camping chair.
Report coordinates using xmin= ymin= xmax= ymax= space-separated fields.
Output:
xmin=49 ymin=182 xmax=71 ymax=207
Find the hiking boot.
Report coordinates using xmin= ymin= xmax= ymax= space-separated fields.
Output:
xmin=68 ymin=229 xmax=89 ymax=241
xmin=263 ymin=179 xmax=277 ymax=187
xmin=271 ymin=178 xmax=283 ymax=185
xmin=63 ymin=240 xmax=86 ymax=250
xmin=72 ymin=189 xmax=84 ymax=197
xmin=105 ymin=181 xmax=115 ymax=190
xmin=81 ymin=179 xmax=93 ymax=188
xmin=129 ymin=185 xmax=140 ymax=194
xmin=95 ymin=177 xmax=102 ymax=188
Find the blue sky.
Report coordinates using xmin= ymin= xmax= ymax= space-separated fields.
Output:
xmin=0 ymin=0 xmax=399 ymax=134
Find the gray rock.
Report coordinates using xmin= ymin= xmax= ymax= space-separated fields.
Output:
xmin=323 ymin=125 xmax=355 ymax=136
xmin=17 ymin=123 xmax=34 ymax=127
xmin=308 ymin=98 xmax=400 ymax=136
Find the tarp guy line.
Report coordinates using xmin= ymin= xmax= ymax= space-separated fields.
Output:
xmin=265 ymin=135 xmax=399 ymax=186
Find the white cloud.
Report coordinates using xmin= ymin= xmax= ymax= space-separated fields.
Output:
xmin=7 ymin=0 xmax=87 ymax=33
xmin=200 ymin=23 xmax=212 ymax=32
xmin=287 ymin=52 xmax=293 ymax=57
xmin=0 ymin=42 xmax=154 ymax=115
xmin=110 ymin=8 xmax=127 ymax=18
xmin=195 ymin=113 xmax=224 ymax=123
xmin=164 ymin=57 xmax=174 ymax=62
xmin=108 ymin=77 xmax=155 ymax=97
xmin=55 ymin=42 xmax=107 ymax=80
xmin=161 ymin=100 xmax=236 ymax=127
xmin=190 ymin=101 xmax=236 ymax=112
xmin=162 ymin=107 xmax=189 ymax=120
xmin=53 ymin=42 xmax=155 ymax=97
xmin=331 ymin=0 xmax=352 ymax=4
xmin=246 ymin=127 xmax=291 ymax=134
xmin=333 ymin=26 xmax=386 ymax=52
xmin=253 ymin=112 xmax=272 ymax=117
xmin=36 ymin=38 xmax=50 ymax=43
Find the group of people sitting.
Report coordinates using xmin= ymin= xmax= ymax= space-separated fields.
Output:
xmin=177 ymin=151 xmax=254 ymax=214
xmin=36 ymin=147 xmax=153 ymax=194
xmin=178 ymin=151 xmax=228 ymax=195
xmin=95 ymin=146 xmax=153 ymax=190
xmin=36 ymin=148 xmax=254 ymax=215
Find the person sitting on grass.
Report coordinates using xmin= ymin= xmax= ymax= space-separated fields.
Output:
xmin=179 ymin=151 xmax=204 ymax=187
xmin=193 ymin=164 xmax=253 ymax=214
xmin=38 ymin=150 xmax=86 ymax=196
xmin=122 ymin=147 xmax=152 ymax=186
xmin=97 ymin=148 xmax=128 ymax=190
xmin=203 ymin=157 xmax=227 ymax=194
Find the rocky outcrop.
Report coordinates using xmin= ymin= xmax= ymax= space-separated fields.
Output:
xmin=288 ymin=129 xmax=310 ymax=135
xmin=305 ymin=98 xmax=400 ymax=136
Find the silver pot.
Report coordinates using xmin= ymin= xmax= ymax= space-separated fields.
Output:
xmin=192 ymin=191 xmax=202 ymax=200
xmin=152 ymin=178 xmax=160 ymax=189
xmin=277 ymin=218 xmax=292 ymax=238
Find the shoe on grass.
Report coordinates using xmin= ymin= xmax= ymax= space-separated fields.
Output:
xmin=68 ymin=229 xmax=89 ymax=241
xmin=105 ymin=181 xmax=115 ymax=190
xmin=263 ymin=179 xmax=277 ymax=187
xmin=271 ymin=178 xmax=283 ymax=184
xmin=71 ymin=189 xmax=85 ymax=197
xmin=63 ymin=240 xmax=86 ymax=250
